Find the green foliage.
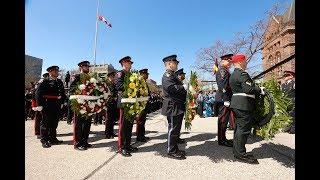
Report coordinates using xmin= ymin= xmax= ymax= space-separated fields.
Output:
xmin=253 ymin=78 xmax=293 ymax=139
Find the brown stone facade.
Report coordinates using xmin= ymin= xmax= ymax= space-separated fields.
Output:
xmin=261 ymin=2 xmax=295 ymax=83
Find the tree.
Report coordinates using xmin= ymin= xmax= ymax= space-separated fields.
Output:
xmin=195 ymin=3 xmax=283 ymax=77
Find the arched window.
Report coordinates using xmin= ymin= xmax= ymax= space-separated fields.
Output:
xmin=275 ymin=52 xmax=282 ymax=77
xmin=268 ymin=55 xmax=274 ymax=68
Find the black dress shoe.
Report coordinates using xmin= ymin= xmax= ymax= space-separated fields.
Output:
xmin=127 ymin=146 xmax=138 ymax=152
xmin=136 ymin=137 xmax=147 ymax=142
xmin=84 ymin=143 xmax=93 ymax=148
xmin=234 ymin=155 xmax=259 ymax=164
xmin=120 ymin=149 xmax=132 ymax=157
xmin=36 ymin=135 xmax=41 ymax=139
xmin=177 ymin=150 xmax=186 ymax=155
xmin=105 ymin=134 xmax=114 ymax=139
xmin=167 ymin=151 xmax=186 ymax=160
xmin=177 ymin=138 xmax=186 ymax=144
xmin=42 ymin=141 xmax=51 ymax=148
xmin=50 ymin=139 xmax=63 ymax=145
xmin=112 ymin=133 xmax=118 ymax=137
xmin=74 ymin=146 xmax=87 ymax=151
xmin=218 ymin=140 xmax=233 ymax=147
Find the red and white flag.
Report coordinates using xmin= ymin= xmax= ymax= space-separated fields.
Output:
xmin=98 ymin=15 xmax=112 ymax=28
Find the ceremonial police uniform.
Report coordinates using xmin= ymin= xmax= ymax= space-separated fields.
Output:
xmin=105 ymin=71 xmax=118 ymax=138
xmin=229 ymin=54 xmax=263 ymax=164
xmin=35 ymin=66 xmax=66 ymax=148
xmin=116 ymin=56 xmax=138 ymax=157
xmin=33 ymin=73 xmax=49 ymax=138
xmin=281 ymin=70 xmax=295 ymax=134
xmin=215 ymin=54 xmax=234 ymax=147
xmin=70 ymin=61 xmax=93 ymax=151
xmin=136 ymin=69 xmax=151 ymax=142
xmin=161 ymin=55 xmax=187 ymax=159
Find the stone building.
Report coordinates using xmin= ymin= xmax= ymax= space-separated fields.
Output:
xmin=261 ymin=1 xmax=295 ymax=82
xmin=25 ymin=55 xmax=43 ymax=89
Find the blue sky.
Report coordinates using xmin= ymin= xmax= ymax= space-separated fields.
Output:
xmin=25 ymin=0 xmax=291 ymax=84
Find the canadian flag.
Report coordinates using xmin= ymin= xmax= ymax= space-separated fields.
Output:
xmin=98 ymin=15 xmax=112 ymax=28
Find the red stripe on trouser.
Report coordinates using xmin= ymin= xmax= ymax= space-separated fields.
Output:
xmin=117 ymin=109 xmax=123 ymax=150
xmin=73 ymin=113 xmax=76 ymax=146
xmin=229 ymin=110 xmax=235 ymax=129
xmin=218 ymin=106 xmax=228 ymax=140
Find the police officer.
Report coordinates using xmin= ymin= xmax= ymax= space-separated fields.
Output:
xmin=161 ymin=55 xmax=187 ymax=160
xmin=116 ymin=56 xmax=138 ymax=157
xmin=229 ymin=54 xmax=265 ymax=164
xmin=281 ymin=70 xmax=295 ymax=134
xmin=35 ymin=66 xmax=66 ymax=148
xmin=33 ymin=73 xmax=50 ymax=138
xmin=105 ymin=70 xmax=118 ymax=139
xmin=215 ymin=54 xmax=234 ymax=147
xmin=174 ymin=68 xmax=187 ymax=144
xmin=70 ymin=61 xmax=93 ymax=151
xmin=136 ymin=69 xmax=151 ymax=142
xmin=65 ymin=71 xmax=70 ymax=88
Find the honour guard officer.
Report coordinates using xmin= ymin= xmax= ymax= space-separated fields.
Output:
xmin=215 ymin=54 xmax=234 ymax=147
xmin=136 ymin=68 xmax=151 ymax=142
xmin=281 ymin=70 xmax=295 ymax=134
xmin=161 ymin=55 xmax=187 ymax=160
xmin=105 ymin=70 xmax=118 ymax=139
xmin=174 ymin=68 xmax=187 ymax=144
xmin=116 ymin=56 xmax=138 ymax=157
xmin=70 ymin=61 xmax=93 ymax=150
xmin=229 ymin=54 xmax=265 ymax=164
xmin=33 ymin=73 xmax=50 ymax=138
xmin=35 ymin=66 xmax=66 ymax=148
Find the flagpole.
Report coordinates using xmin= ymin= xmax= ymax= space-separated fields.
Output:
xmin=93 ymin=0 xmax=100 ymax=69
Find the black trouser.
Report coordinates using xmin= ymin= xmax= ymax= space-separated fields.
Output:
xmin=74 ymin=114 xmax=92 ymax=147
xmin=167 ymin=114 xmax=184 ymax=153
xmin=232 ymin=108 xmax=253 ymax=157
xmin=93 ymin=113 xmax=103 ymax=124
xmin=67 ymin=104 xmax=73 ymax=124
xmin=196 ymin=101 xmax=203 ymax=117
xmin=217 ymin=102 xmax=234 ymax=142
xmin=118 ymin=109 xmax=134 ymax=151
xmin=34 ymin=111 xmax=42 ymax=135
xmin=136 ymin=110 xmax=147 ymax=139
xmin=105 ymin=102 xmax=117 ymax=135
xmin=40 ymin=101 xmax=61 ymax=143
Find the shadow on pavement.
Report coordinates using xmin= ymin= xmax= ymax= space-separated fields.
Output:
xmin=252 ymin=142 xmax=295 ymax=168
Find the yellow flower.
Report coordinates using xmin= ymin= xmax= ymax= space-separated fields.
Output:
xmin=131 ymin=91 xmax=136 ymax=97
xmin=129 ymin=82 xmax=136 ymax=89
xmin=129 ymin=76 xmax=135 ymax=82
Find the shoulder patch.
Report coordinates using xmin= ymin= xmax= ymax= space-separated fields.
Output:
xmin=245 ymin=81 xmax=252 ymax=86
xmin=241 ymin=72 xmax=248 ymax=75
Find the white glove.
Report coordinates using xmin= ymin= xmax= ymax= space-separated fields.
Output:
xmin=223 ymin=101 xmax=230 ymax=107
xmin=37 ymin=106 xmax=43 ymax=111
xmin=260 ymin=87 xmax=266 ymax=95
xmin=183 ymin=84 xmax=188 ymax=90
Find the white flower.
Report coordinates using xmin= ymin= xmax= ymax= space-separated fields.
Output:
xmin=80 ymin=109 xmax=86 ymax=114
xmin=189 ymin=86 xmax=196 ymax=94
xmin=130 ymin=76 xmax=135 ymax=82
xmin=103 ymin=92 xmax=110 ymax=99
xmin=87 ymin=92 xmax=90 ymax=95
xmin=79 ymin=84 xmax=86 ymax=90
xmin=77 ymin=98 xmax=84 ymax=104
xmin=88 ymin=113 xmax=93 ymax=116
xmin=90 ymin=78 xmax=97 ymax=84
xmin=88 ymin=102 xmax=96 ymax=109
xmin=96 ymin=101 xmax=102 ymax=106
